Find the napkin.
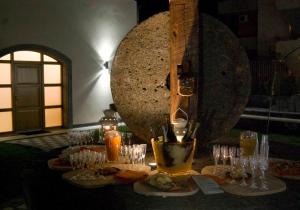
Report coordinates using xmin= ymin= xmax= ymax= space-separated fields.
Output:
xmin=192 ymin=175 xmax=224 ymax=195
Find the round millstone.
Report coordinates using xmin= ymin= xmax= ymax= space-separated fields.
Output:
xmin=111 ymin=12 xmax=250 ymax=144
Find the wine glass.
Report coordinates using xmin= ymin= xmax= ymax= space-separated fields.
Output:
xmin=213 ymin=145 xmax=220 ymax=174
xmin=259 ymin=135 xmax=269 ymax=190
xmin=239 ymin=156 xmax=248 ymax=187
xmin=228 ymin=147 xmax=237 ymax=177
xmin=70 ymin=154 xmax=75 ymax=170
xmin=140 ymin=144 xmax=147 ymax=165
xmin=229 ymin=156 xmax=239 ymax=184
xmin=221 ymin=145 xmax=229 ymax=165
xmin=249 ymin=155 xmax=258 ymax=189
xmin=240 ymin=131 xmax=258 ymax=157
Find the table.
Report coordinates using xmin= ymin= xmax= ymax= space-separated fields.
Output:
xmin=21 ymin=149 xmax=300 ymax=210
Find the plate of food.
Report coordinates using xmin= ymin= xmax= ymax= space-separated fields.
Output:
xmin=63 ymin=167 xmax=149 ymax=188
xmin=62 ymin=167 xmax=120 ymax=188
xmin=133 ymin=171 xmax=199 ymax=197
xmin=269 ymin=158 xmax=300 ymax=180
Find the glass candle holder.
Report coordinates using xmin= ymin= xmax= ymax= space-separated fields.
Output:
xmin=104 ymin=130 xmax=121 ymax=161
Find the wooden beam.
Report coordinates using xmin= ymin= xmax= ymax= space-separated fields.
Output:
xmin=169 ymin=0 xmax=200 ymax=121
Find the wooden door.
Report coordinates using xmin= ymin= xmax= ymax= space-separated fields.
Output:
xmin=13 ymin=63 xmax=43 ymax=132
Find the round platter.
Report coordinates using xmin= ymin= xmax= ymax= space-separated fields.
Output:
xmin=133 ymin=170 xmax=200 ymax=197
xmin=62 ymin=169 xmax=117 ymax=189
xmin=269 ymin=158 xmax=300 ymax=180
xmin=201 ymin=165 xmax=286 ymax=196
xmin=111 ymin=12 xmax=250 ymax=143
xmin=48 ymin=158 xmax=72 ymax=171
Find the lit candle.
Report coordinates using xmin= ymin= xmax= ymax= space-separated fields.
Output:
xmin=103 ymin=125 xmax=111 ymax=131
xmin=172 ymin=118 xmax=187 ymax=143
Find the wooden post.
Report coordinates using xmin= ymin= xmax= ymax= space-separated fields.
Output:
xmin=169 ymin=0 xmax=200 ymax=122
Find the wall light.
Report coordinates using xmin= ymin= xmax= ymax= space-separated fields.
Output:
xmin=98 ymin=41 xmax=114 ymax=63
xmin=104 ymin=61 xmax=109 ymax=69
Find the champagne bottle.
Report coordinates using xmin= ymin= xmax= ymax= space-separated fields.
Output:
xmin=182 ymin=121 xmax=199 ymax=142
xmin=182 ymin=119 xmax=194 ymax=142
xmin=150 ymin=126 xmax=159 ymax=141
xmin=163 ymin=114 xmax=177 ymax=143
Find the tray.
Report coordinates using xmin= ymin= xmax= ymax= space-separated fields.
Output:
xmin=269 ymin=158 xmax=300 ymax=180
xmin=62 ymin=164 xmax=151 ymax=189
xmin=134 ymin=170 xmax=200 ymax=197
xmin=62 ymin=169 xmax=117 ymax=189
xmin=201 ymin=165 xmax=286 ymax=196
xmin=48 ymin=158 xmax=72 ymax=171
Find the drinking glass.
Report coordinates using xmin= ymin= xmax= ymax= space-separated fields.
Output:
xmin=240 ymin=131 xmax=258 ymax=157
xmin=213 ymin=145 xmax=220 ymax=174
xmin=249 ymin=156 xmax=258 ymax=189
xmin=259 ymin=135 xmax=269 ymax=190
xmin=70 ymin=154 xmax=75 ymax=170
xmin=239 ymin=156 xmax=248 ymax=187
xmin=228 ymin=147 xmax=236 ymax=175
xmin=73 ymin=152 xmax=79 ymax=169
xmin=260 ymin=135 xmax=269 ymax=158
xmin=139 ymin=144 xmax=147 ymax=165
xmin=104 ymin=130 xmax=121 ymax=161
xmin=221 ymin=145 xmax=229 ymax=165
xmin=126 ymin=133 xmax=133 ymax=145
xmin=229 ymin=157 xmax=239 ymax=184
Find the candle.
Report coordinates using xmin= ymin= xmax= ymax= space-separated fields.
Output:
xmin=172 ymin=118 xmax=187 ymax=142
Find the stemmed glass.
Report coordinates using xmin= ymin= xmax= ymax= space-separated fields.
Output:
xmin=249 ymin=155 xmax=258 ymax=189
xmin=239 ymin=156 xmax=248 ymax=187
xmin=213 ymin=145 xmax=220 ymax=174
xmin=228 ymin=147 xmax=236 ymax=183
xmin=240 ymin=131 xmax=258 ymax=157
xmin=140 ymin=144 xmax=147 ymax=165
xmin=259 ymin=135 xmax=269 ymax=190
xmin=221 ymin=145 xmax=229 ymax=165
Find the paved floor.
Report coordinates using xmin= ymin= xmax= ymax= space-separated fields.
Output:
xmin=0 ymin=126 xmax=99 ymax=152
xmin=0 ymin=126 xmax=99 ymax=210
xmin=6 ymin=134 xmax=69 ymax=152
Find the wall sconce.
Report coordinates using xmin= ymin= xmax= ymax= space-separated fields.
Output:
xmin=104 ymin=61 xmax=109 ymax=69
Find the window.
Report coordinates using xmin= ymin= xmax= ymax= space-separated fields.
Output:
xmin=0 ymin=50 xmax=63 ymax=132
xmin=0 ymin=57 xmax=12 ymax=132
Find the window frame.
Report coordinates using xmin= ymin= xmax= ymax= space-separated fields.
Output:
xmin=0 ymin=50 xmax=65 ymax=133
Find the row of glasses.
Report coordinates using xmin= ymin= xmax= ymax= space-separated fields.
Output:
xmin=69 ymin=150 xmax=106 ymax=170
xmin=239 ymin=131 xmax=270 ymax=190
xmin=213 ymin=145 xmax=240 ymax=168
xmin=68 ymin=130 xmax=95 ymax=147
xmin=212 ymin=131 xmax=270 ymax=190
xmin=120 ymin=144 xmax=147 ymax=166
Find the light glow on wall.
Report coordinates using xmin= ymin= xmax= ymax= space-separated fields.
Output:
xmin=98 ymin=41 xmax=114 ymax=62
xmin=99 ymin=68 xmax=111 ymax=90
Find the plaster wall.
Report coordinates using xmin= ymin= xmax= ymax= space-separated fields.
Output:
xmin=0 ymin=0 xmax=137 ymax=125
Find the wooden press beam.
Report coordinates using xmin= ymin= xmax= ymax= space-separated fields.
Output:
xmin=169 ymin=0 xmax=200 ymax=121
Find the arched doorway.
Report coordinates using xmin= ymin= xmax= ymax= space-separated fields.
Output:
xmin=0 ymin=45 xmax=72 ymax=134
